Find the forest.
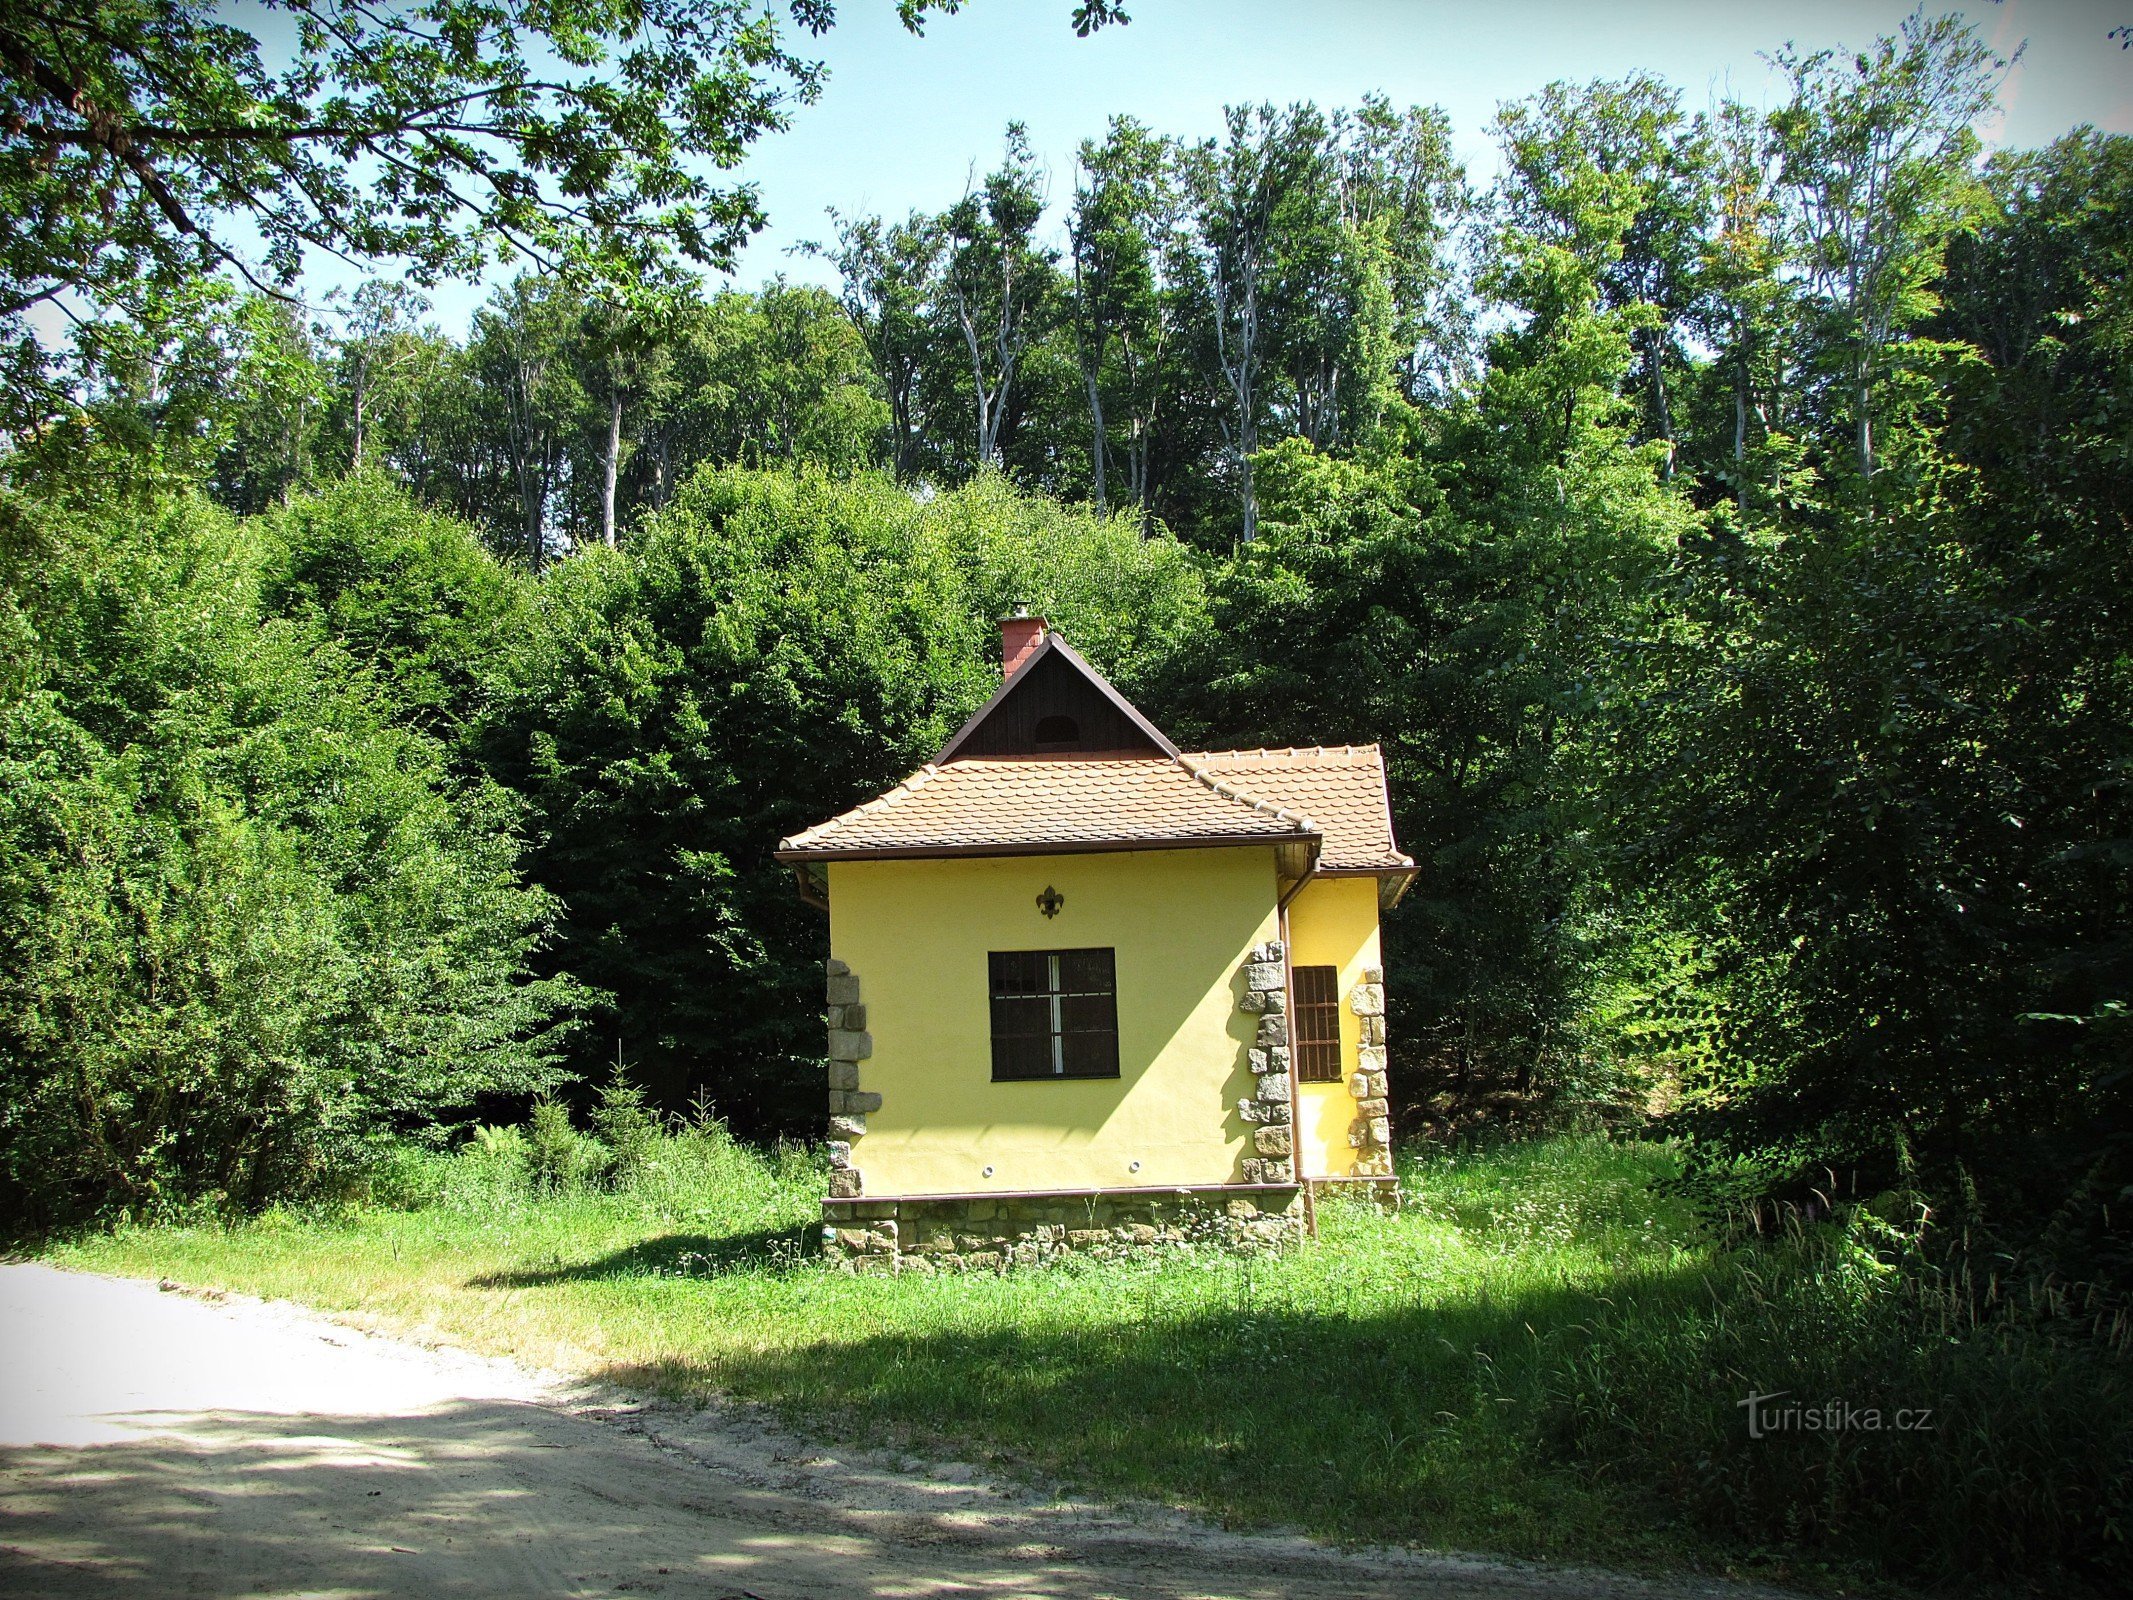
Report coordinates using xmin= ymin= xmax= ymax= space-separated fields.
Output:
xmin=1 ymin=0 xmax=2128 ymax=1326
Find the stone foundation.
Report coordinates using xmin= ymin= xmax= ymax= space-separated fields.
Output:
xmin=821 ymin=1187 xmax=1305 ymax=1273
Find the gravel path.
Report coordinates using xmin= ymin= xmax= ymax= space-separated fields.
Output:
xmin=0 ymin=1262 xmax=1782 ymax=1599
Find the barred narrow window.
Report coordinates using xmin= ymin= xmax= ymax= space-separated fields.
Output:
xmin=989 ymin=948 xmax=1120 ymax=1081
xmin=1293 ymin=964 xmax=1343 ymax=1082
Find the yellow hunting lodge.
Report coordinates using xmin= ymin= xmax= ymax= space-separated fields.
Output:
xmin=777 ymin=611 xmax=1415 ymax=1269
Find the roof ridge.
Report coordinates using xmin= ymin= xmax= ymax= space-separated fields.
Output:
xmin=1173 ymin=753 xmax=1323 ymax=837
xmin=946 ymin=753 xmax=1175 ymax=767
xmin=1183 ymin=742 xmax=1382 ymax=764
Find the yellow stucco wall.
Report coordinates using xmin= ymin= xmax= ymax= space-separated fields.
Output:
xmin=826 ymin=846 xmax=1281 ymax=1196
xmin=1284 ymin=874 xmax=1383 ymax=1178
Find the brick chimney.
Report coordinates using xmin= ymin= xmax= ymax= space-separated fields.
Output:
xmin=1000 ymin=605 xmax=1047 ymax=678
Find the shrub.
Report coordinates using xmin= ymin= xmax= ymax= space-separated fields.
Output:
xmin=590 ymin=1065 xmax=661 ymax=1189
xmin=257 ymin=472 xmax=529 ymax=740
xmin=526 ymin=1098 xmax=583 ymax=1195
xmin=470 ymin=1123 xmax=530 ymax=1161
xmin=0 ymin=484 xmax=571 ymax=1227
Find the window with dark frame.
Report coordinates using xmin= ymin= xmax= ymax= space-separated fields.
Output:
xmin=988 ymin=948 xmax=1119 ymax=1080
xmin=1293 ymin=964 xmax=1343 ymax=1082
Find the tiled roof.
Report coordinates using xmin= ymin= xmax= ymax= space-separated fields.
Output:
xmin=777 ymin=745 xmax=1411 ymax=874
xmin=1181 ymin=746 xmax=1413 ymax=873
xmin=776 ymin=755 xmax=1316 ymax=859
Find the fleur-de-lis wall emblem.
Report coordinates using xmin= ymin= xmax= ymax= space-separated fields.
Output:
xmin=1036 ymin=885 xmax=1064 ymax=919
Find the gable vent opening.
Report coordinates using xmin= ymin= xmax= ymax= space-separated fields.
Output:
xmin=1033 ymin=714 xmax=1080 ymax=751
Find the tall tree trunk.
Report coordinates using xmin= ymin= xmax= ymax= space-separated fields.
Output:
xmin=1733 ymin=345 xmax=1750 ymax=514
xmin=521 ymin=430 xmax=546 ymax=568
xmin=890 ymin=365 xmax=918 ymax=480
xmin=1212 ymin=276 xmax=1261 ymax=543
xmin=282 ymin=395 xmax=304 ymax=506
xmin=1085 ymin=372 xmax=1108 ymax=516
xmin=505 ymin=350 xmax=548 ymax=572
xmin=974 ymin=384 xmax=996 ymax=467
xmin=1118 ymin=334 xmax=1155 ymax=532
xmin=602 ymin=390 xmax=623 ymax=547
xmin=1128 ymin=419 xmax=1151 ymax=530
xmin=350 ymin=354 xmax=368 ymax=469
xmin=1644 ymin=328 xmax=1674 ymax=480
xmin=1855 ymin=359 xmax=1874 ymax=482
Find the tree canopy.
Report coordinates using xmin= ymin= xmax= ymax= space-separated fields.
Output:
xmin=3 ymin=6 xmax=2129 ymax=1319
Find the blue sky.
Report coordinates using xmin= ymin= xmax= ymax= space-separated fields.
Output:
xmin=312 ymin=0 xmax=2133 ymax=331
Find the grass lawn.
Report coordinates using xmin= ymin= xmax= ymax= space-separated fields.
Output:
xmin=44 ymin=1130 xmax=2132 ymax=1596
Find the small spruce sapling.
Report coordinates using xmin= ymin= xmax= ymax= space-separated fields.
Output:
xmin=528 ymin=1097 xmax=580 ymax=1194
xmin=591 ymin=1057 xmax=662 ymax=1189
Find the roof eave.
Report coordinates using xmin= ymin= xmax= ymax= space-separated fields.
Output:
xmin=774 ymin=830 xmax=1316 ymax=866
xmin=1306 ymin=861 xmax=1420 ymax=910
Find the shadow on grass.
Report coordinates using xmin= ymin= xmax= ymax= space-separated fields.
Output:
xmin=588 ymin=1266 xmax=1706 ymax=1574
xmin=577 ymin=1251 xmax=2131 ymax=1597
xmin=469 ymin=1225 xmax=814 ymax=1287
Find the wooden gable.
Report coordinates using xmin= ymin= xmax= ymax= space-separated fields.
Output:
xmin=934 ymin=634 xmax=1178 ymax=763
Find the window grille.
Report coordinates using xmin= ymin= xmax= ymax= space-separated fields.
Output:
xmin=1292 ymin=964 xmax=1343 ymax=1082
xmin=988 ymin=948 xmax=1120 ymax=1080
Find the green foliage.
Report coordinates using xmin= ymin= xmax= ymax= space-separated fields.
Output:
xmin=56 ymin=279 xmax=275 ymax=487
xmin=258 ymin=474 xmax=530 ymax=740
xmin=661 ymin=283 xmax=888 ymax=481
xmin=1491 ymin=73 xmax=1710 ymax=462
xmin=1631 ymin=123 xmax=2133 ymax=1290
xmin=475 ymin=464 xmax=1205 ymax=1132
xmin=366 ymin=1101 xmax=817 ymax=1223
xmin=938 ymin=124 xmax=1057 ymax=472
xmin=209 ymin=297 xmax=331 ymax=514
xmin=1550 ymin=1212 xmax=2133 ymax=1589
xmin=590 ymin=1064 xmax=663 ymax=1189
xmin=817 ymin=209 xmax=948 ymax=482
xmin=1167 ymin=131 xmax=1691 ymax=1127
xmin=0 ymin=468 xmax=568 ymax=1226
xmin=1764 ymin=14 xmax=1998 ymax=490
xmin=0 ymin=0 xmax=827 ymax=329
xmin=469 ymin=1124 xmax=529 ymax=1163
xmin=823 ymin=93 xmax=1472 ymax=539
xmin=526 ymin=1098 xmax=583 ymax=1197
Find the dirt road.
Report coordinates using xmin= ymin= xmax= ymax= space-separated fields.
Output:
xmin=0 ymin=1262 xmax=1767 ymax=1599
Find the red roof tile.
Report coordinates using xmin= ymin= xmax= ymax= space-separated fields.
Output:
xmin=776 ymin=755 xmax=1315 ymax=859
xmin=1181 ymin=746 xmax=1413 ymax=873
xmin=777 ymin=744 xmax=1410 ymax=873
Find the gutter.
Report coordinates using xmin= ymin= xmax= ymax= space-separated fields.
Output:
xmin=1277 ymin=853 xmax=1318 ymax=912
xmin=775 ymin=832 xmax=1317 ymax=866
